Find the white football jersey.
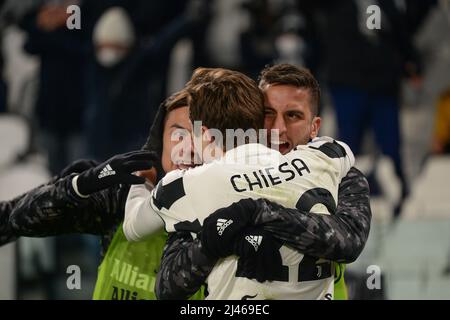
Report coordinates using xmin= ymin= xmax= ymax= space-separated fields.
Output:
xmin=151 ymin=136 xmax=354 ymax=300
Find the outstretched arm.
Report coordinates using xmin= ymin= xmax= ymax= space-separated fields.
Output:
xmin=9 ymin=151 xmax=156 ymax=238
xmin=1 ymin=159 xmax=98 ymax=244
xmin=9 ymin=174 xmax=126 ymax=237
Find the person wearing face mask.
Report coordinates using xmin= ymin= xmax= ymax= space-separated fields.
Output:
xmin=93 ymin=7 xmax=135 ymax=69
xmin=85 ymin=0 xmax=211 ymax=161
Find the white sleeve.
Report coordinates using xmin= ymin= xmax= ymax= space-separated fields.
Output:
xmin=336 ymin=140 xmax=355 ymax=177
xmin=308 ymin=136 xmax=355 ymax=179
xmin=123 ymin=183 xmax=164 ymax=242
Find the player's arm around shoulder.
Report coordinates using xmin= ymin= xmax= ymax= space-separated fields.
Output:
xmin=336 ymin=166 xmax=372 ymax=257
xmin=307 ymin=136 xmax=355 ymax=178
xmin=246 ymin=166 xmax=371 ymax=263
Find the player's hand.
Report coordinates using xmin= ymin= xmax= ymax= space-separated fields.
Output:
xmin=233 ymin=226 xmax=283 ymax=283
xmin=74 ymin=150 xmax=158 ymax=196
xmin=136 ymin=167 xmax=158 ymax=186
xmin=59 ymin=159 xmax=99 ymax=178
xmin=199 ymin=198 xmax=260 ymax=259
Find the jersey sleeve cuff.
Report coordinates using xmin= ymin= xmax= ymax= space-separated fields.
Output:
xmin=71 ymin=175 xmax=90 ymax=199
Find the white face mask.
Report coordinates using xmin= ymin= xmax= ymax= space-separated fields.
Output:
xmin=96 ymin=48 xmax=127 ymax=67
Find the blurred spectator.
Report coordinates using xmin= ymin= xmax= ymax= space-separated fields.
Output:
xmin=307 ymin=0 xmax=433 ymax=218
xmin=240 ymin=0 xmax=324 ymax=88
xmin=276 ymin=1 xmax=318 ymax=70
xmin=15 ymin=0 xmax=102 ymax=299
xmin=19 ymin=0 xmax=92 ymax=175
xmin=0 ymin=0 xmax=6 ymax=113
xmin=84 ymin=0 xmax=209 ymax=160
xmin=0 ymin=35 xmax=6 ymax=114
xmin=404 ymin=0 xmax=439 ymax=35
xmin=239 ymin=0 xmax=279 ymax=79
xmin=431 ymin=87 xmax=450 ymax=154
xmin=414 ymin=1 xmax=450 ymax=157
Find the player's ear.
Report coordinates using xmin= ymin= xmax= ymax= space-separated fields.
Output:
xmin=310 ymin=116 xmax=321 ymax=139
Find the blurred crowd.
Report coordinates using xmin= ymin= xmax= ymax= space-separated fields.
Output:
xmin=0 ymin=0 xmax=449 ymax=299
xmin=1 ymin=0 xmax=448 ymax=168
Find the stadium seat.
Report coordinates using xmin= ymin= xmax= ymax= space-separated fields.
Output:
xmin=402 ymin=156 xmax=450 ymax=219
xmin=0 ymin=115 xmax=29 ymax=166
xmin=0 ymin=114 xmax=50 ymax=299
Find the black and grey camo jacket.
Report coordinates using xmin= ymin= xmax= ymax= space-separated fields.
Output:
xmin=4 ymin=174 xmax=129 ymax=254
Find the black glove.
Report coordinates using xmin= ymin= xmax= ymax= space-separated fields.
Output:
xmin=234 ymin=226 xmax=283 ymax=283
xmin=59 ymin=159 xmax=99 ymax=178
xmin=199 ymin=198 xmax=260 ymax=259
xmin=75 ymin=150 xmax=158 ymax=196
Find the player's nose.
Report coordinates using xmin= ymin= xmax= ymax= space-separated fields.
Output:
xmin=189 ymin=136 xmax=200 ymax=165
xmin=271 ymin=115 xmax=287 ymax=136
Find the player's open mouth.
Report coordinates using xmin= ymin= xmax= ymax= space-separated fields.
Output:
xmin=177 ymin=163 xmax=196 ymax=170
xmin=271 ymin=141 xmax=291 ymax=154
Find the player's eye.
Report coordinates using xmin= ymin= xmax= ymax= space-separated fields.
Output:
xmin=264 ymin=109 xmax=276 ymax=117
xmin=286 ymin=112 xmax=302 ymax=120
xmin=171 ymin=129 xmax=189 ymax=142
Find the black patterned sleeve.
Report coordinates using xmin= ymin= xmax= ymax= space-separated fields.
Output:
xmin=155 ymin=231 xmax=216 ymax=300
xmin=9 ymin=174 xmax=127 ymax=237
xmin=256 ymin=167 xmax=372 ymax=263
xmin=0 ymin=193 xmax=27 ymax=246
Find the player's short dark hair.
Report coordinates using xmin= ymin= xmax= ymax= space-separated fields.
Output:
xmin=258 ymin=64 xmax=321 ymax=116
xmin=188 ymin=68 xmax=265 ymax=141
xmin=164 ymin=68 xmax=238 ymax=113
xmin=187 ymin=67 xmax=236 ymax=87
xmin=164 ymin=90 xmax=189 ymax=113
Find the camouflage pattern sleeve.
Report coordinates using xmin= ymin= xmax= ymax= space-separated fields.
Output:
xmin=9 ymin=174 xmax=127 ymax=238
xmin=253 ymin=167 xmax=371 ymax=263
xmin=0 ymin=193 xmax=28 ymax=246
xmin=156 ymin=231 xmax=216 ymax=300
xmin=0 ymin=174 xmax=65 ymax=246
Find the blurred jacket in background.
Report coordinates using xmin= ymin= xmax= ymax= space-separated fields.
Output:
xmin=19 ymin=0 xmax=95 ymax=174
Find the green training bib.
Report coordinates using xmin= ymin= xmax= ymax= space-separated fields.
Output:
xmin=334 ymin=263 xmax=348 ymax=300
xmin=92 ymin=224 xmax=203 ymax=300
xmin=92 ymin=224 xmax=344 ymax=300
